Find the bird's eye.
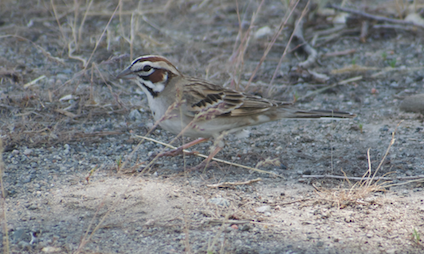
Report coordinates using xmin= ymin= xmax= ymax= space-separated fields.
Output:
xmin=143 ymin=65 xmax=152 ymax=72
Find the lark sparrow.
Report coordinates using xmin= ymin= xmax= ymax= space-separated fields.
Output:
xmin=117 ymin=55 xmax=355 ymax=166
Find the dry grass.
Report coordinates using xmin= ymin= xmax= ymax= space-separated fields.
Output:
xmin=3 ymin=0 xmax=423 ymax=253
xmin=0 ymin=139 xmax=9 ymax=254
xmin=1 ymin=0 xmax=297 ymax=251
xmin=0 ymin=0 xmax=303 ymax=149
xmin=0 ymin=1 xmax=346 ymax=251
xmin=314 ymin=122 xmax=402 ymax=209
xmin=0 ymin=1 xmax=132 ymax=148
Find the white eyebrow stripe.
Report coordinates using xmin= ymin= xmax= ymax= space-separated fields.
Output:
xmin=131 ymin=57 xmax=181 ymax=76
xmin=138 ymin=69 xmax=155 ymax=76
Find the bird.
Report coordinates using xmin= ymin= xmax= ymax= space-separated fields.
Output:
xmin=117 ymin=55 xmax=356 ymax=168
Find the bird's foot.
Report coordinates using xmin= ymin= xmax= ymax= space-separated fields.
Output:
xmin=189 ymin=160 xmax=219 ymax=171
xmin=156 ymin=147 xmax=199 ymax=157
xmin=150 ymin=138 xmax=208 ymax=158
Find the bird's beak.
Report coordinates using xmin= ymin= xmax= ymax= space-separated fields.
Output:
xmin=116 ymin=68 xmax=137 ymax=80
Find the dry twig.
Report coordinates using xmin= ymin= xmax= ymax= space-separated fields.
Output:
xmin=206 ymin=178 xmax=262 ymax=188
xmin=136 ymin=135 xmax=282 ymax=177
xmin=322 ymin=49 xmax=356 ymax=58
xmin=297 ymin=76 xmax=362 ymax=101
xmin=245 ymin=0 xmax=300 ymax=91
xmin=327 ymin=4 xmax=424 ymax=29
xmin=360 ymin=20 xmax=369 ymax=43
xmin=207 ymin=219 xmax=251 ymax=225
xmin=302 ymin=174 xmax=424 ymax=181
xmin=292 ymin=13 xmax=318 ymax=69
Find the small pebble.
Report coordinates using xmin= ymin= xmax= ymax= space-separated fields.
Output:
xmin=208 ymin=198 xmax=229 ymax=207
xmin=23 ymin=149 xmax=33 ymax=156
xmin=240 ymin=225 xmax=251 ymax=231
xmin=129 ymin=109 xmax=143 ymax=121
xmin=255 ymin=205 xmax=271 ymax=213
xmin=389 ymin=82 xmax=399 ymax=88
xmin=254 ymin=26 xmax=272 ymax=39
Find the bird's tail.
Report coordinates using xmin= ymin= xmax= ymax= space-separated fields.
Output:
xmin=284 ymin=109 xmax=356 ymax=119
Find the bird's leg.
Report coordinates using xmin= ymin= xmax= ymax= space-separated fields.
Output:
xmin=157 ymin=138 xmax=209 ymax=157
xmin=190 ymin=144 xmax=223 ymax=171
xmin=188 ymin=132 xmax=228 ymax=171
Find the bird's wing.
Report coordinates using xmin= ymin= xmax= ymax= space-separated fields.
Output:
xmin=181 ymin=78 xmax=292 ymax=118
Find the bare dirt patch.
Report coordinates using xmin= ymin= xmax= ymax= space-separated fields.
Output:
xmin=1 ymin=0 xmax=424 ymax=253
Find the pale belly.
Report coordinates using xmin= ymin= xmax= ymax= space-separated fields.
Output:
xmin=146 ymin=94 xmax=269 ymax=139
xmin=156 ymin=113 xmax=257 ymax=139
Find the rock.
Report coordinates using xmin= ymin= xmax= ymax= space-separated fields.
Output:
xmin=64 ymin=144 xmax=70 ymax=154
xmin=23 ymin=149 xmax=33 ymax=156
xmin=399 ymin=94 xmax=424 ymax=113
xmin=230 ymin=224 xmax=238 ymax=230
xmin=254 ymin=205 xmax=271 ymax=213
xmin=18 ymin=241 xmax=31 ymax=250
xmin=12 ymin=229 xmax=27 ymax=242
xmin=129 ymin=109 xmax=142 ymax=121
xmin=240 ymin=225 xmax=251 ymax=231
xmin=42 ymin=246 xmax=62 ymax=253
xmin=208 ymin=198 xmax=229 ymax=207
xmin=404 ymin=76 xmax=414 ymax=84
xmin=254 ymin=26 xmax=272 ymax=39
xmin=224 ymin=226 xmax=235 ymax=232
xmin=405 ymin=13 xmax=424 ymax=26
xmin=389 ymin=82 xmax=399 ymax=88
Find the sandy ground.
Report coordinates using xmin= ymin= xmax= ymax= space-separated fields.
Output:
xmin=1 ymin=0 xmax=424 ymax=253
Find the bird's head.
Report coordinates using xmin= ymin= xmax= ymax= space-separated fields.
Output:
xmin=117 ymin=55 xmax=182 ymax=97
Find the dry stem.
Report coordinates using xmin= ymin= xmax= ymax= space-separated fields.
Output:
xmin=137 ymin=135 xmax=282 ymax=177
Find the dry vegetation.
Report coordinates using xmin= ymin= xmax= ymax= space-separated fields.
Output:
xmin=1 ymin=0 xmax=424 ymax=253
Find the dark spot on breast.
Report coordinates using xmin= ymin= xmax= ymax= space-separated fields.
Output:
xmin=142 ymin=84 xmax=159 ymax=98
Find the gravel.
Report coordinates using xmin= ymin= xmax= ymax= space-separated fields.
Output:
xmin=1 ymin=0 xmax=424 ymax=253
